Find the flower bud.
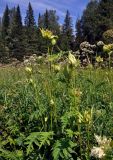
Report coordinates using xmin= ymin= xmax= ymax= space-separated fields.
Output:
xmin=51 ymin=38 xmax=56 ymax=45
xmin=25 ymin=67 xmax=32 ymax=74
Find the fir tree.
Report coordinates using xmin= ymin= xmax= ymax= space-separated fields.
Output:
xmin=24 ymin=2 xmax=35 ymax=28
xmin=97 ymin=0 xmax=113 ymax=40
xmin=44 ymin=9 xmax=49 ymax=29
xmin=9 ymin=5 xmax=24 ymax=60
xmin=1 ymin=5 xmax=10 ymax=60
xmin=24 ymin=2 xmax=38 ymax=55
xmin=9 ymin=7 xmax=16 ymax=26
xmin=75 ymin=18 xmax=83 ymax=49
xmin=2 ymin=5 xmax=10 ymax=40
xmin=80 ymin=0 xmax=99 ymax=43
xmin=61 ymin=10 xmax=73 ymax=51
xmin=38 ymin=13 xmax=43 ymax=28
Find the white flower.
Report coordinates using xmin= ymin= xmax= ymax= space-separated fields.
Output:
xmin=45 ymin=117 xmax=48 ymax=122
xmin=97 ymin=41 xmax=104 ymax=47
xmin=91 ymin=147 xmax=105 ymax=159
xmin=50 ymin=99 xmax=54 ymax=106
xmin=94 ymin=134 xmax=111 ymax=146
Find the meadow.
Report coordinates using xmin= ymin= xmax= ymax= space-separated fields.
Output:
xmin=0 ymin=51 xmax=113 ymax=160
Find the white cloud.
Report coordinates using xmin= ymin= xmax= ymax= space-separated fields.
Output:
xmin=0 ymin=0 xmax=88 ymax=23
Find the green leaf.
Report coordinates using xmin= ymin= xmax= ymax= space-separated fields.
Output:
xmin=25 ymin=132 xmax=54 ymax=155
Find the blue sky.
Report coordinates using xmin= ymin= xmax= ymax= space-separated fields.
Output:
xmin=0 ymin=0 xmax=89 ymax=25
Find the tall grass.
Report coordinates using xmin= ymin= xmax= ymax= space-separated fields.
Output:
xmin=0 ymin=29 xmax=113 ymax=159
xmin=0 ymin=59 xmax=113 ymax=159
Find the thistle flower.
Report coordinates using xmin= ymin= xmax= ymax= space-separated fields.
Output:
xmin=68 ymin=52 xmax=78 ymax=67
xmin=40 ymin=28 xmax=58 ymax=41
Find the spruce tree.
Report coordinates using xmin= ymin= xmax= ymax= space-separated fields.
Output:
xmin=97 ymin=0 xmax=113 ymax=40
xmin=61 ymin=10 xmax=73 ymax=51
xmin=37 ymin=13 xmax=45 ymax=54
xmin=80 ymin=0 xmax=99 ymax=43
xmin=75 ymin=18 xmax=83 ymax=49
xmin=44 ymin=9 xmax=49 ymax=29
xmin=1 ymin=5 xmax=10 ymax=60
xmin=38 ymin=13 xmax=43 ymax=28
xmin=24 ymin=2 xmax=35 ymax=27
xmin=0 ymin=17 xmax=4 ymax=61
xmin=24 ymin=2 xmax=38 ymax=55
xmin=9 ymin=5 xmax=24 ymax=60
xmin=9 ymin=7 xmax=16 ymax=26
xmin=2 ymin=5 xmax=10 ymax=41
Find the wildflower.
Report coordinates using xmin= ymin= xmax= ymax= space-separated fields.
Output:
xmin=40 ymin=28 xmax=58 ymax=40
xmin=74 ymin=88 xmax=82 ymax=97
xmin=97 ymin=41 xmax=104 ymax=47
xmin=24 ymin=59 xmax=29 ymax=64
xmin=103 ymin=44 xmax=113 ymax=53
xmin=68 ymin=52 xmax=78 ymax=67
xmin=25 ymin=67 xmax=32 ymax=74
xmin=91 ymin=147 xmax=105 ymax=159
xmin=83 ymin=110 xmax=92 ymax=124
xmin=37 ymin=56 xmax=43 ymax=60
xmin=45 ymin=117 xmax=48 ymax=122
xmin=91 ymin=134 xmax=112 ymax=159
xmin=52 ymin=64 xmax=61 ymax=72
xmin=29 ymin=78 xmax=33 ymax=84
xmin=50 ymin=99 xmax=54 ymax=106
xmin=94 ymin=134 xmax=111 ymax=147
xmin=51 ymin=38 xmax=57 ymax=45
xmin=29 ymin=55 xmax=36 ymax=63
xmin=96 ymin=56 xmax=103 ymax=63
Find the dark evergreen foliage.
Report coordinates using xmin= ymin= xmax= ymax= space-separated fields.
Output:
xmin=24 ymin=2 xmax=38 ymax=56
xmin=75 ymin=0 xmax=113 ymax=46
xmin=60 ymin=10 xmax=73 ymax=51
xmin=1 ymin=1 xmax=113 ymax=62
xmin=2 ymin=5 xmax=10 ymax=39
xmin=24 ymin=2 xmax=35 ymax=28
xmin=9 ymin=5 xmax=24 ymax=60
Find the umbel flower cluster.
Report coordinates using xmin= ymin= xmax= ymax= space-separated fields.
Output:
xmin=80 ymin=41 xmax=96 ymax=55
xmin=91 ymin=134 xmax=112 ymax=159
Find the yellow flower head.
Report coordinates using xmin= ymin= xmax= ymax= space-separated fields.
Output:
xmin=52 ymin=64 xmax=61 ymax=72
xmin=103 ymin=44 xmax=113 ymax=53
xmin=40 ymin=28 xmax=58 ymax=40
xmin=45 ymin=117 xmax=48 ymax=122
xmin=25 ymin=67 xmax=32 ymax=73
xmin=50 ymin=99 xmax=54 ymax=106
xmin=96 ymin=56 xmax=103 ymax=63
xmin=68 ymin=52 xmax=78 ymax=67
